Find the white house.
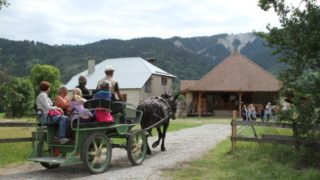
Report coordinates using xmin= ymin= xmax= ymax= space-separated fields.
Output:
xmin=65 ymin=57 xmax=176 ymax=106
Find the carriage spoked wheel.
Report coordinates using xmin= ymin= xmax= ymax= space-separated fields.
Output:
xmin=127 ymin=130 xmax=147 ymax=165
xmin=36 ymin=132 xmax=61 ymax=169
xmin=82 ymin=133 xmax=112 ymax=174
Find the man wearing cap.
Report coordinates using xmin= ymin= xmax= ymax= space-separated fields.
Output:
xmin=97 ymin=65 xmax=123 ymax=101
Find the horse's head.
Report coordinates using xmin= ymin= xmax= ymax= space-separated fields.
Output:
xmin=161 ymin=92 xmax=180 ymax=120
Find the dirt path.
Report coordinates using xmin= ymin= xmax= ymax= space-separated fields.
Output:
xmin=0 ymin=124 xmax=230 ymax=180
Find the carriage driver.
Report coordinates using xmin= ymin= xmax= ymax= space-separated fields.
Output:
xmin=97 ymin=65 xmax=123 ymax=101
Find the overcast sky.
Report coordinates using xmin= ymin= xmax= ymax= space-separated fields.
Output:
xmin=0 ymin=0 xmax=282 ymax=45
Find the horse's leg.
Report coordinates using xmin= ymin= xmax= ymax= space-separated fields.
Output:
xmin=152 ymin=127 xmax=162 ymax=148
xmin=161 ymin=122 xmax=169 ymax=151
xmin=146 ymin=129 xmax=152 ymax=155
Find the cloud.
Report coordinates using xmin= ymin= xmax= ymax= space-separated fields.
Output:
xmin=0 ymin=0 xmax=281 ymax=45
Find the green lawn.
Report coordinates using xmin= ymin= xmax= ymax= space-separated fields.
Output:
xmin=165 ymin=127 xmax=320 ymax=180
xmin=0 ymin=116 xmax=37 ymax=167
xmin=167 ymin=117 xmax=230 ymax=132
xmin=0 ymin=127 xmax=35 ymax=167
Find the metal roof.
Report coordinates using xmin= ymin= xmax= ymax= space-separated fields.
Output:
xmin=65 ymin=57 xmax=176 ymax=90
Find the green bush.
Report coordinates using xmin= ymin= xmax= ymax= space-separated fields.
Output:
xmin=3 ymin=77 xmax=34 ymax=117
xmin=29 ymin=64 xmax=62 ymax=98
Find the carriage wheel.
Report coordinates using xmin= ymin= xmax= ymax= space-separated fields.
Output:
xmin=82 ymin=133 xmax=112 ymax=174
xmin=37 ymin=133 xmax=61 ymax=169
xmin=127 ymin=130 xmax=147 ymax=165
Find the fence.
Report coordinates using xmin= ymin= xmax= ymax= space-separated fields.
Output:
xmin=230 ymin=111 xmax=320 ymax=150
xmin=0 ymin=122 xmax=36 ymax=143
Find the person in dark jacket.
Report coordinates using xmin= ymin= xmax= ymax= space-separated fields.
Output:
xmin=76 ymin=75 xmax=91 ymax=100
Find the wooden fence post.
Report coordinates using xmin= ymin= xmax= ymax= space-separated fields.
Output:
xmin=231 ymin=110 xmax=237 ymax=150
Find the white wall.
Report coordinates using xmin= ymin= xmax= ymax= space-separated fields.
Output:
xmin=121 ymin=89 xmax=140 ymax=107
xmin=139 ymin=75 xmax=173 ymax=103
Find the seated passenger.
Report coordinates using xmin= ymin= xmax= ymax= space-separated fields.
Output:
xmin=76 ymin=75 xmax=91 ymax=100
xmin=55 ymin=86 xmax=70 ymax=115
xmin=36 ymin=81 xmax=70 ymax=144
xmin=94 ymin=81 xmax=114 ymax=123
xmin=70 ymin=88 xmax=93 ymax=123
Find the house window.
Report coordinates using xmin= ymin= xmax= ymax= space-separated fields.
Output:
xmin=145 ymin=78 xmax=152 ymax=93
xmin=161 ymin=77 xmax=168 ymax=86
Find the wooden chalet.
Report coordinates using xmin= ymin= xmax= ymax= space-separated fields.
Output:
xmin=180 ymin=52 xmax=282 ymax=117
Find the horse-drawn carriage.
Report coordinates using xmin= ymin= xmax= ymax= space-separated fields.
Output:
xmin=28 ymin=99 xmax=148 ymax=174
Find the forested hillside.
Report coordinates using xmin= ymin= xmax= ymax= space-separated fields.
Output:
xmin=0 ymin=33 xmax=286 ymax=83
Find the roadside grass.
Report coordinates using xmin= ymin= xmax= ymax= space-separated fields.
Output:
xmin=0 ymin=116 xmax=35 ymax=123
xmin=0 ymin=127 xmax=35 ymax=167
xmin=0 ymin=117 xmax=228 ymax=167
xmin=0 ymin=116 xmax=36 ymax=167
xmin=167 ymin=117 xmax=230 ymax=132
xmin=165 ymin=127 xmax=320 ymax=180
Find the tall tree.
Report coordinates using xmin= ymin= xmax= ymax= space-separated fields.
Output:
xmin=258 ymin=0 xmax=320 ymax=158
xmin=0 ymin=70 xmax=11 ymax=110
xmin=30 ymin=64 xmax=62 ymax=98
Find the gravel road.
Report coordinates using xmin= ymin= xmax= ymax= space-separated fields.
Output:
xmin=0 ymin=124 xmax=230 ymax=180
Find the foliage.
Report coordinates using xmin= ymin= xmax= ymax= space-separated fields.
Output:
xmin=0 ymin=0 xmax=9 ymax=10
xmin=29 ymin=64 xmax=62 ymax=97
xmin=0 ymin=70 xmax=11 ymax=112
xmin=258 ymin=0 xmax=320 ymax=157
xmin=1 ymin=77 xmax=34 ymax=117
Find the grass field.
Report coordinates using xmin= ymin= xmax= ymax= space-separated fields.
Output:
xmin=167 ymin=117 xmax=229 ymax=132
xmin=165 ymin=127 xmax=320 ymax=180
xmin=0 ymin=117 xmax=230 ymax=167
xmin=0 ymin=127 xmax=35 ymax=167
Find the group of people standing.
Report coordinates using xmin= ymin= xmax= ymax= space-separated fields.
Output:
xmin=241 ymin=102 xmax=275 ymax=121
xmin=241 ymin=104 xmax=257 ymax=121
xmin=35 ymin=65 xmax=122 ymax=144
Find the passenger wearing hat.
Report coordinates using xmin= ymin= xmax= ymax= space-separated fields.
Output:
xmin=97 ymin=65 xmax=123 ymax=101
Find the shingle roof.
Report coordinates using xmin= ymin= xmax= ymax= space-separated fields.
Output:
xmin=65 ymin=57 xmax=175 ymax=90
xmin=183 ymin=52 xmax=281 ymax=92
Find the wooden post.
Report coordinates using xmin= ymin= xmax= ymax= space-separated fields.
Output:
xmin=231 ymin=110 xmax=237 ymax=150
xmin=198 ymin=92 xmax=202 ymax=117
xmin=238 ymin=93 xmax=242 ymax=118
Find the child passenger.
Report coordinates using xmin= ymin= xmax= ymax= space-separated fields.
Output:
xmin=94 ymin=81 xmax=114 ymax=123
xmin=70 ymin=88 xmax=93 ymax=123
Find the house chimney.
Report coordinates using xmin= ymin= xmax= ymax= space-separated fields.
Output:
xmin=147 ymin=58 xmax=157 ymax=65
xmin=88 ymin=58 xmax=95 ymax=74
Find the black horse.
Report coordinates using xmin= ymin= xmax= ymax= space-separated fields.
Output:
xmin=138 ymin=93 xmax=179 ymax=154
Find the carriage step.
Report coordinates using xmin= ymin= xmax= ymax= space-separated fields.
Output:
xmin=29 ymin=157 xmax=66 ymax=164
xmin=49 ymin=143 xmax=78 ymax=148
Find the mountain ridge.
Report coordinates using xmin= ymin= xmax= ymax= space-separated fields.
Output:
xmin=0 ymin=32 xmax=286 ymax=83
